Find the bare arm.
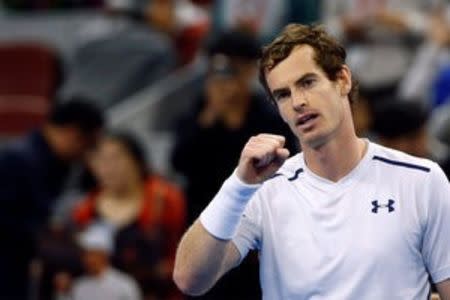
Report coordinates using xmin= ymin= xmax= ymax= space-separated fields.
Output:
xmin=173 ymin=134 xmax=289 ymax=296
xmin=173 ymin=220 xmax=241 ymax=295
xmin=437 ymin=279 xmax=450 ymax=300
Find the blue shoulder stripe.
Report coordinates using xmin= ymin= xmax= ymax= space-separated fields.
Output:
xmin=372 ymin=155 xmax=430 ymax=172
xmin=269 ymin=173 xmax=283 ymax=179
xmin=288 ymin=168 xmax=304 ymax=181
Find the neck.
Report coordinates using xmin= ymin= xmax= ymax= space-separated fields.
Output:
xmin=302 ymin=117 xmax=366 ymax=182
xmin=91 ymin=265 xmax=109 ymax=278
xmin=103 ymin=180 xmax=143 ymax=200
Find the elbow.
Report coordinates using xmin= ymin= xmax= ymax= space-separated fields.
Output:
xmin=172 ymin=267 xmax=210 ymax=296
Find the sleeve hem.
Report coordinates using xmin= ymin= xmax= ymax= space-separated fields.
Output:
xmin=231 ymin=240 xmax=249 ymax=264
xmin=430 ymin=265 xmax=450 ymax=283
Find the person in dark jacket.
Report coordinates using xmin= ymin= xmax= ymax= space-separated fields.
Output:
xmin=0 ymin=99 xmax=104 ymax=300
xmin=171 ymin=30 xmax=296 ymax=300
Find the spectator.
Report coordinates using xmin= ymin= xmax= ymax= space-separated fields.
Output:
xmin=143 ymin=0 xmax=210 ymax=65
xmin=171 ymin=30 xmax=296 ymax=299
xmin=72 ymin=131 xmax=186 ymax=299
xmin=56 ymin=223 xmax=142 ymax=300
xmin=398 ymin=3 xmax=450 ymax=104
xmin=0 ymin=99 xmax=104 ymax=300
xmin=322 ymin=0 xmax=442 ymax=97
xmin=322 ymin=0 xmax=436 ymax=42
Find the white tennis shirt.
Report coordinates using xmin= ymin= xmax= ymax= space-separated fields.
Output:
xmin=232 ymin=141 xmax=450 ymax=299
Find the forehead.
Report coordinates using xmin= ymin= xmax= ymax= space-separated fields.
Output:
xmin=97 ymin=137 xmax=123 ymax=151
xmin=265 ymin=45 xmax=325 ymax=91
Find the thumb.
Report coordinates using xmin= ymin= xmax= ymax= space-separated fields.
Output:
xmin=269 ymin=148 xmax=289 ymax=169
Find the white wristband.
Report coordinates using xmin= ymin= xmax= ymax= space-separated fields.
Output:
xmin=200 ymin=171 xmax=261 ymax=240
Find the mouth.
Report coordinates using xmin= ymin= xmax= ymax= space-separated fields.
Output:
xmin=296 ymin=113 xmax=319 ymax=127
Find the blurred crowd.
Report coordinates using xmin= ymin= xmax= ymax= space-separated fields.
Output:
xmin=0 ymin=0 xmax=449 ymax=299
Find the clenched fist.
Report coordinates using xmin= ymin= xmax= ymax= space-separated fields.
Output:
xmin=236 ymin=134 xmax=290 ymax=184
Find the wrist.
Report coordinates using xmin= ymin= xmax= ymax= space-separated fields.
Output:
xmin=200 ymin=171 xmax=261 ymax=240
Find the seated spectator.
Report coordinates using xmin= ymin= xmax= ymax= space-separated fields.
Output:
xmin=172 ymin=29 xmax=296 ymax=225
xmin=171 ymin=30 xmax=296 ymax=300
xmin=398 ymin=4 xmax=450 ymax=104
xmin=323 ymin=0 xmax=442 ymax=101
xmin=55 ymin=223 xmax=142 ymax=300
xmin=143 ymin=0 xmax=210 ymax=65
xmin=0 ymin=99 xmax=104 ymax=300
xmin=72 ymin=131 xmax=186 ymax=300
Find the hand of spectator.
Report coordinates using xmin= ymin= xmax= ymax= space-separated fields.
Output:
xmin=236 ymin=134 xmax=289 ymax=184
xmin=199 ymin=78 xmax=235 ymax=127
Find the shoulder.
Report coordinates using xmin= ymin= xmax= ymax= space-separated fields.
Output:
xmin=266 ymin=153 xmax=305 ymax=183
xmin=369 ymin=142 xmax=438 ymax=175
xmin=108 ymin=269 xmax=140 ymax=292
xmin=0 ymin=141 xmax=28 ymax=166
xmin=0 ymin=139 xmax=35 ymax=178
xmin=72 ymin=276 xmax=91 ymax=293
xmin=72 ymin=192 xmax=99 ymax=226
xmin=145 ymin=175 xmax=184 ymax=200
xmin=368 ymin=142 xmax=447 ymax=193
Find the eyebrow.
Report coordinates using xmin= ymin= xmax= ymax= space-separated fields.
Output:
xmin=271 ymin=72 xmax=317 ymax=97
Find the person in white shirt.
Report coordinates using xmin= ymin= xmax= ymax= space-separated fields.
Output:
xmin=172 ymin=23 xmax=450 ymax=299
xmin=70 ymin=224 xmax=142 ymax=300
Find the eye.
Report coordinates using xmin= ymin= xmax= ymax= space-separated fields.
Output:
xmin=301 ymin=78 xmax=316 ymax=89
xmin=273 ymin=91 xmax=290 ymax=102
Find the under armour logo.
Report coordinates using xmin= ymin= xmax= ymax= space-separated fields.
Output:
xmin=371 ymin=199 xmax=395 ymax=214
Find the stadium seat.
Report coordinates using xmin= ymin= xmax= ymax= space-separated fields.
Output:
xmin=0 ymin=42 xmax=60 ymax=136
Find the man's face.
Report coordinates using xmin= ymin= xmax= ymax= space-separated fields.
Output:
xmin=265 ymin=45 xmax=351 ymax=149
xmin=59 ymin=127 xmax=101 ymax=161
xmin=82 ymin=249 xmax=108 ymax=276
xmin=88 ymin=138 xmax=143 ymax=192
xmin=205 ymin=55 xmax=256 ymax=113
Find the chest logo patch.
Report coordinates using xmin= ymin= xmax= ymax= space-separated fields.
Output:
xmin=371 ymin=199 xmax=395 ymax=214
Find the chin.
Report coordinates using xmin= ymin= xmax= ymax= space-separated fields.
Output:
xmin=300 ymin=131 xmax=331 ymax=150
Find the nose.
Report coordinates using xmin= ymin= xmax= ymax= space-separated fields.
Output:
xmin=291 ymin=89 xmax=308 ymax=111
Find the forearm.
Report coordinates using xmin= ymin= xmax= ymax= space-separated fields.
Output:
xmin=173 ymin=134 xmax=288 ymax=295
xmin=437 ymin=279 xmax=450 ymax=300
xmin=173 ymin=220 xmax=238 ymax=295
xmin=173 ymin=172 xmax=259 ymax=295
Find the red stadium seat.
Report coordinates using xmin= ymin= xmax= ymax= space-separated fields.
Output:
xmin=0 ymin=43 xmax=60 ymax=136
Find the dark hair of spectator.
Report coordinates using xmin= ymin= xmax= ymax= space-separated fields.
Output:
xmin=372 ymin=100 xmax=430 ymax=138
xmin=206 ymin=30 xmax=261 ymax=60
xmin=105 ymin=131 xmax=149 ymax=179
xmin=259 ymin=24 xmax=359 ymax=105
xmin=48 ymin=99 xmax=104 ymax=134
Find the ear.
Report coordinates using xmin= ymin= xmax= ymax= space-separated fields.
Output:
xmin=337 ymin=65 xmax=352 ymax=97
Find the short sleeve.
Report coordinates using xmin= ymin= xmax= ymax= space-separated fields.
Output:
xmin=232 ymin=190 xmax=263 ymax=263
xmin=421 ymin=164 xmax=450 ymax=283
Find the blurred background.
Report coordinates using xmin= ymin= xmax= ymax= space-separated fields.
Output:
xmin=0 ymin=0 xmax=449 ymax=299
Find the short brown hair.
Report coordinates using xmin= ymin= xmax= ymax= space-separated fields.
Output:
xmin=259 ymin=24 xmax=358 ymax=104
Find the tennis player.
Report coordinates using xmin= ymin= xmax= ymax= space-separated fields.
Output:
xmin=173 ymin=24 xmax=450 ymax=299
